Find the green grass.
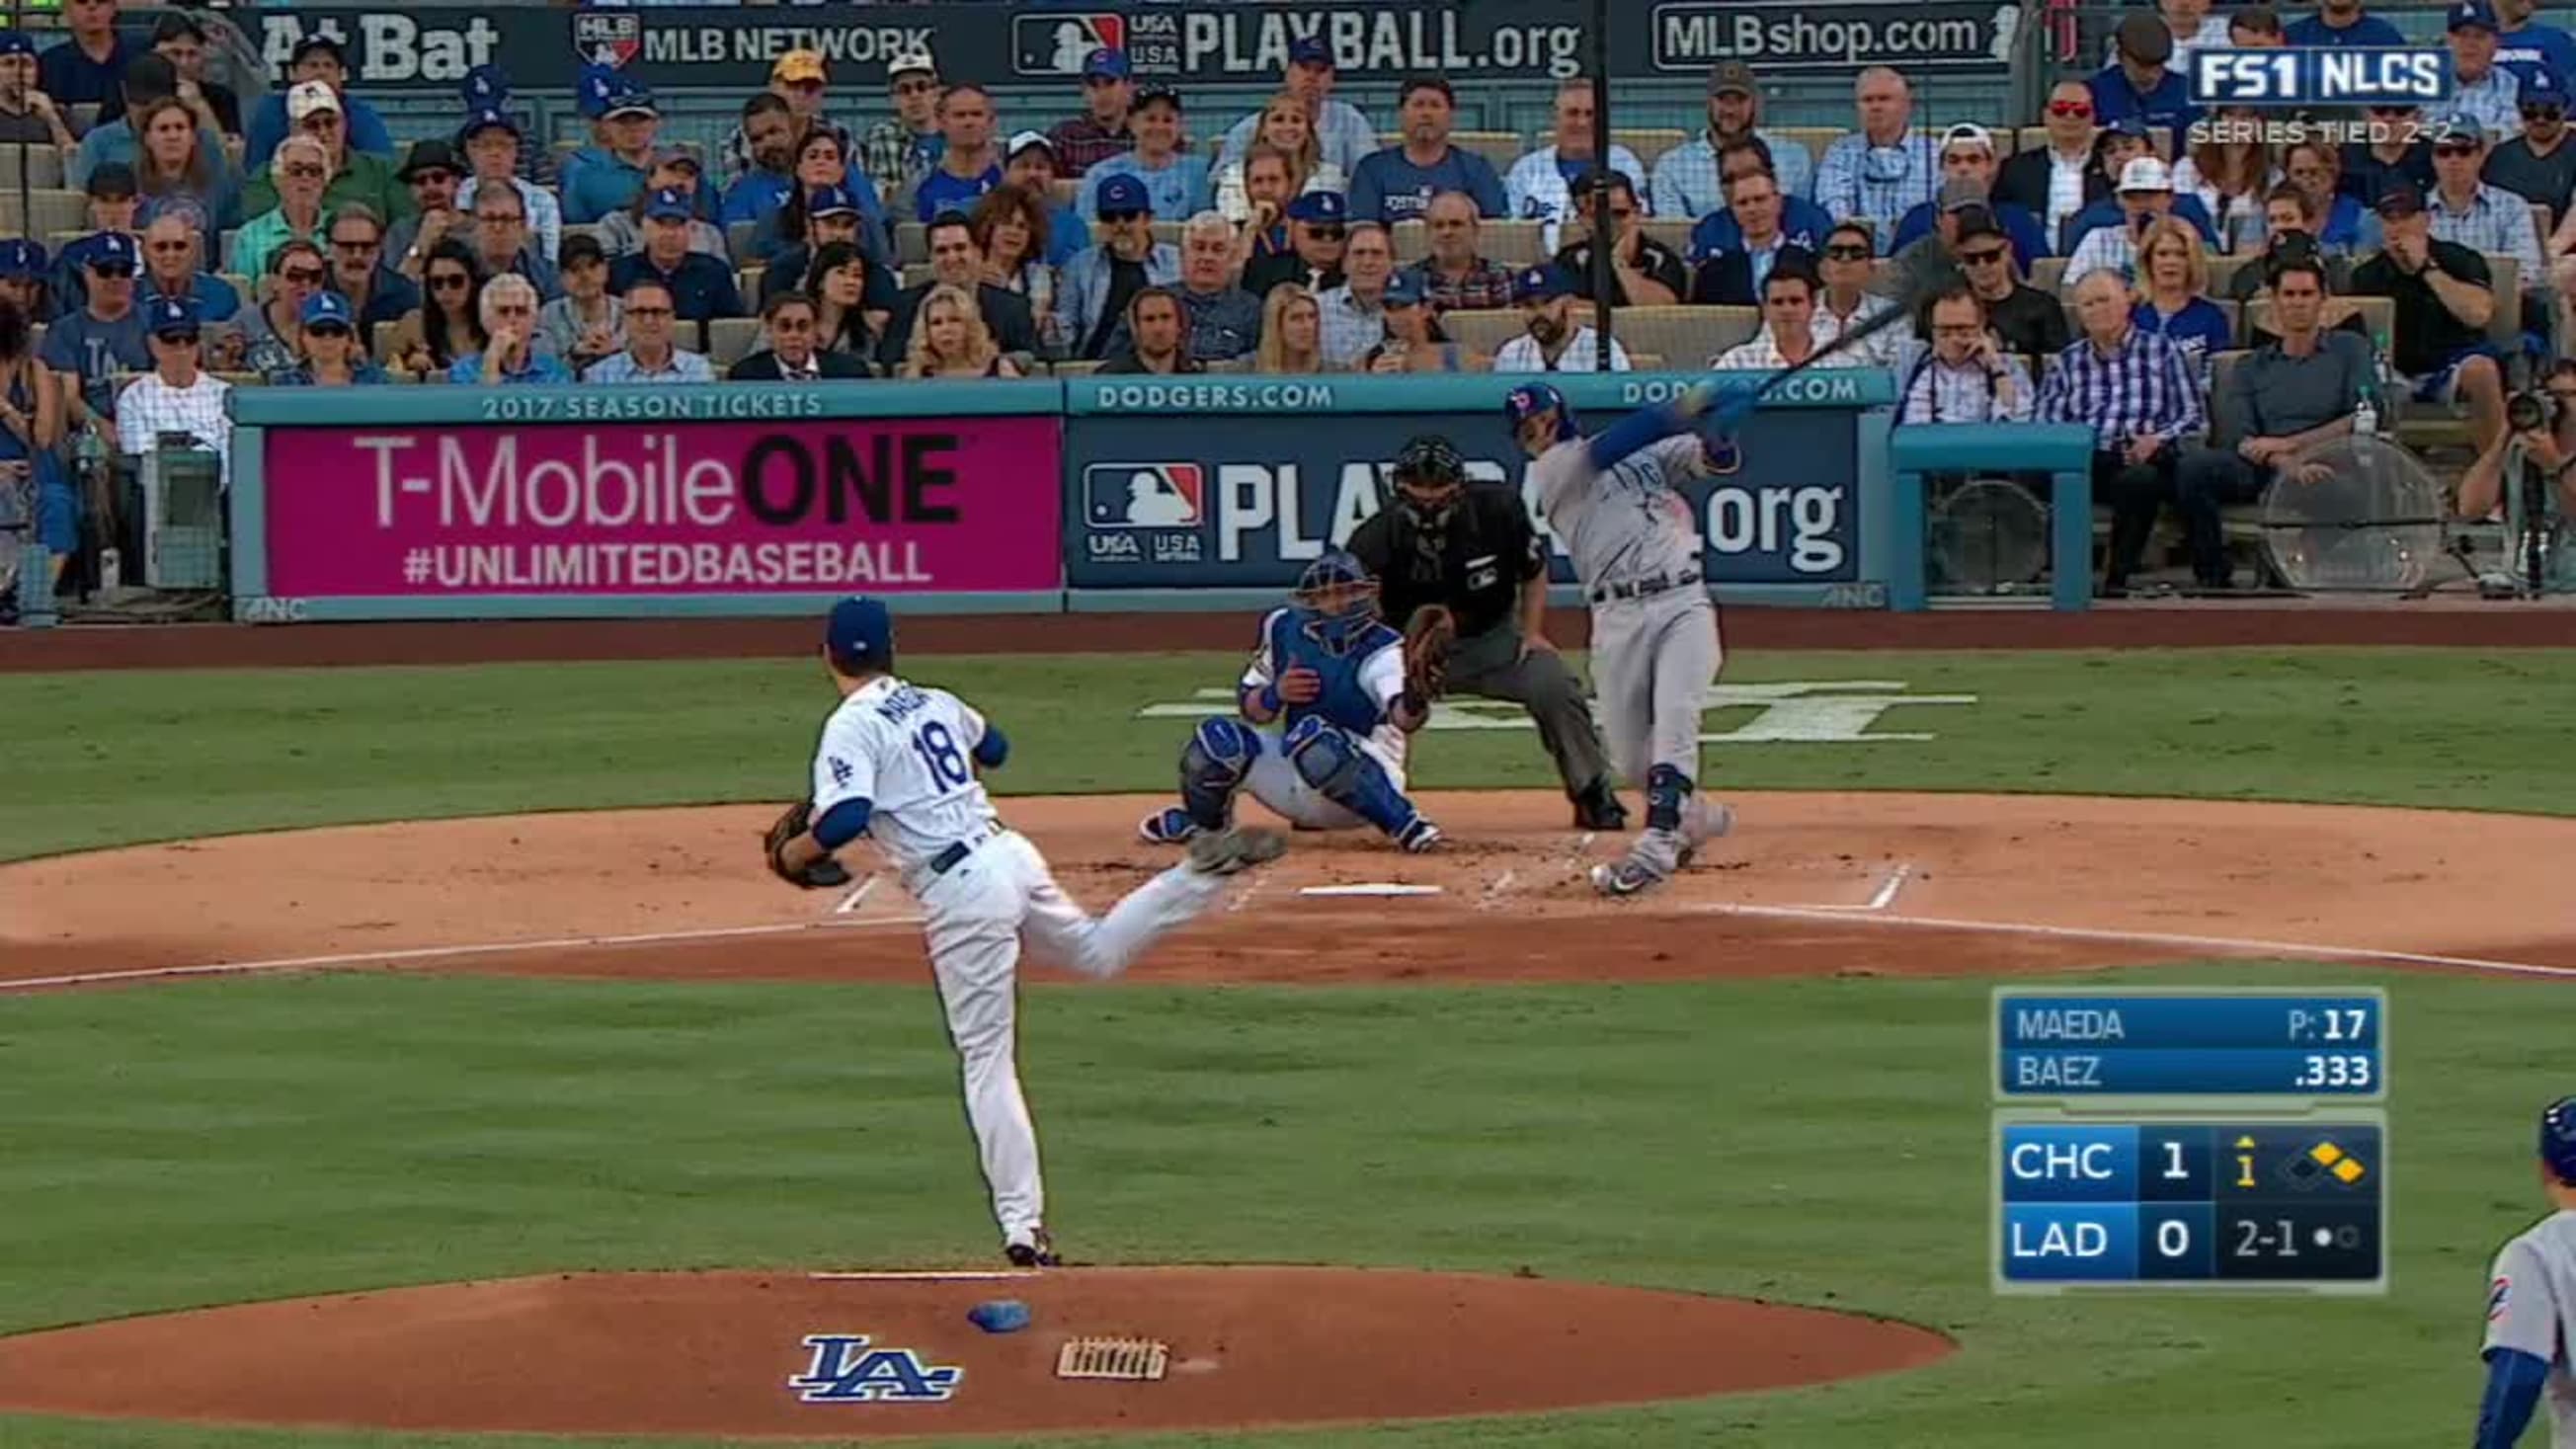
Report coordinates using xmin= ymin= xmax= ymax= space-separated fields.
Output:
xmin=1 ymin=645 xmax=2571 ymax=1446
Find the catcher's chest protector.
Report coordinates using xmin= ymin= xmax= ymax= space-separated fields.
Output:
xmin=1266 ymin=608 xmax=1401 ymax=737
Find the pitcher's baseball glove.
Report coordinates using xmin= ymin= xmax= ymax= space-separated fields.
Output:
xmin=763 ymin=800 xmax=852 ymax=889
xmin=1402 ymin=604 xmax=1456 ymax=702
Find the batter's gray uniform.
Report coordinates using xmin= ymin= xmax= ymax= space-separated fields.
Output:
xmin=1529 ymin=433 xmax=1724 ymax=876
xmin=2485 ymin=1210 xmax=2576 ymax=1445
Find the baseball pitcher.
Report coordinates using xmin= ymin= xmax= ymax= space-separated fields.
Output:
xmin=1505 ymin=380 xmax=1733 ymax=896
xmin=1139 ymin=551 xmax=1444 ymax=851
xmin=764 ymin=597 xmax=1287 ymax=1268
xmin=2477 ymin=1095 xmax=2576 ymax=1447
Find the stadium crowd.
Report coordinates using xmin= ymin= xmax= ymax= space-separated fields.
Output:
xmin=4 ymin=0 xmax=2574 ymax=595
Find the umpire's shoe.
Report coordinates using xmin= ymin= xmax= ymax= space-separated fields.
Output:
xmin=1572 ymin=780 xmax=1628 ymax=831
xmin=1187 ymin=825 xmax=1288 ymax=875
xmin=1005 ymin=1226 xmax=1061 ymax=1268
xmin=1140 ymin=807 xmax=1202 ymax=845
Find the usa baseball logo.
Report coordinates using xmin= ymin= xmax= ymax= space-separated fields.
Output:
xmin=572 ymin=12 xmax=641 ymax=69
xmin=1013 ymin=13 xmax=1127 ymax=76
xmin=1085 ymin=462 xmax=1202 ymax=529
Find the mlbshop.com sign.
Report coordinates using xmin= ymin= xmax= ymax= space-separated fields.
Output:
xmin=259 ymin=416 xmax=1063 ymax=597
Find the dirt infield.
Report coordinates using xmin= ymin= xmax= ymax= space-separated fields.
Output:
xmin=7 ymin=790 xmax=2572 ymax=990
xmin=0 ymin=1267 xmax=1952 ymax=1437
xmin=7 ymin=600 xmax=2576 ymax=673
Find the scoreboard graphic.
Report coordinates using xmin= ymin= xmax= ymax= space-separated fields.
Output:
xmin=1990 ymin=989 xmax=2389 ymax=1295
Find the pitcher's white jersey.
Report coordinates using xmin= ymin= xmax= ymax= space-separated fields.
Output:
xmin=2486 ymin=1209 xmax=2576 ymax=1446
xmin=810 ymin=676 xmax=1002 ymax=879
xmin=1530 ymin=435 xmax=1708 ymax=591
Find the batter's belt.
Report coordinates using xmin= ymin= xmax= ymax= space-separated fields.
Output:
xmin=1588 ymin=570 xmax=1702 ymax=604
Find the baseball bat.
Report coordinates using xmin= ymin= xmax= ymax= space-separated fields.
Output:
xmin=1706 ymin=248 xmax=1967 ymax=436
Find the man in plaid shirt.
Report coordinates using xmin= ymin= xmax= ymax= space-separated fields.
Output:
xmin=1408 ymin=192 xmax=1518 ymax=313
xmin=116 ymin=294 xmax=230 ymax=487
xmin=862 ymin=50 xmax=946 ymax=212
xmin=2037 ymin=269 xmax=2207 ymax=595
xmin=1045 ymin=47 xmax=1138 ymax=178
xmin=2426 ymin=113 xmax=2546 ymax=279
xmin=1811 ymin=67 xmax=1942 ymax=235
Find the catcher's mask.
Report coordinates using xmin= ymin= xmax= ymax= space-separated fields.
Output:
xmin=1393 ymin=434 xmax=1467 ymax=528
xmin=1291 ymin=549 xmax=1382 ymax=655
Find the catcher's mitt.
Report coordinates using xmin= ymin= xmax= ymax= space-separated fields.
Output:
xmin=763 ymin=800 xmax=852 ymax=889
xmin=1402 ymin=604 xmax=1455 ymax=703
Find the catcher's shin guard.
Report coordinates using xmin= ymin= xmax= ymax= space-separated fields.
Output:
xmin=1179 ymin=716 xmax=1258 ymax=832
xmin=1645 ymin=764 xmax=1693 ymax=834
xmin=1282 ymin=714 xmax=1419 ymax=838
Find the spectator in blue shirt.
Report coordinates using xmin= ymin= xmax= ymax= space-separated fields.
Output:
xmin=243 ymin=34 xmax=394 ymax=170
xmin=1812 ymin=67 xmax=1945 ymax=234
xmin=608 ymin=188 xmax=745 ymax=323
xmin=720 ymin=93 xmax=804 ymax=226
xmin=563 ymin=74 xmax=664 ymax=226
xmin=1348 ymin=77 xmax=1508 ymax=225
xmin=1077 ymin=83 xmax=1211 ymax=222
xmin=282 ymin=290 xmax=389 ymax=386
xmin=38 ymin=0 xmax=141 ymax=108
xmin=1891 ymin=124 xmax=2053 ymax=266
xmin=450 ymin=273 xmax=569 ymax=386
xmin=2286 ymin=0 xmax=2408 ymax=47
xmin=137 ymin=211 xmax=238 ymax=324
xmin=1005 ymin=131 xmax=1090 ymax=266
xmin=2494 ymin=0 xmax=2576 ymax=90
xmin=70 ymin=54 xmax=227 ymax=193
xmin=2091 ymin=12 xmax=2203 ymax=141
xmin=1688 ymin=136 xmax=1836 ymax=263
xmin=910 ymin=82 xmax=1005 ymax=223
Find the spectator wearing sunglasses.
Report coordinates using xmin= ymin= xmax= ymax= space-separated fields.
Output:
xmin=2492 ymin=0 xmax=2576 ymax=92
xmin=325 ymin=202 xmax=416 ymax=339
xmin=2491 ymin=69 xmax=2576 ymax=216
xmin=2450 ymin=1 xmax=2527 ymax=142
xmin=2426 ymin=115 xmax=2547 ymax=281
xmin=277 ymin=291 xmax=387 ymax=386
xmin=241 ymin=83 xmax=411 ymax=238
xmin=226 ymin=239 xmax=332 ymax=380
xmin=1058 ymin=175 xmax=1180 ymax=361
xmin=2341 ymin=105 xmax=2438 ymax=209
xmin=1996 ymin=83 xmax=2108 ymax=246
xmin=862 ymin=50 xmax=945 ymax=209
xmin=136 ymin=212 xmax=237 ymax=325
xmin=1892 ymin=125 xmax=2052 ymax=269
xmin=233 ymin=135 xmax=334 ymax=285
xmin=1813 ymin=67 xmax=1941 ymax=233
xmin=730 ymin=292 xmax=871 ymax=381
xmin=243 ymin=34 xmax=393 ymax=170
xmin=1811 ymin=225 xmax=1908 ymax=366
xmin=116 ymin=294 xmax=230 ymax=484
xmin=2091 ymin=12 xmax=2203 ymax=140
xmin=1245 ymin=189 xmax=1346 ymax=298
xmin=1950 ymin=216 xmax=2072 ymax=360
xmin=41 ymin=232 xmax=151 ymax=429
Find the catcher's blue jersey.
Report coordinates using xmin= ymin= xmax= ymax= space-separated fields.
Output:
xmin=1241 ymin=606 xmax=1406 ymax=739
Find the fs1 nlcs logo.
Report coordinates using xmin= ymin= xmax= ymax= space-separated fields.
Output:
xmin=786 ymin=1334 xmax=962 ymax=1404
xmin=2190 ymin=46 xmax=2452 ymax=106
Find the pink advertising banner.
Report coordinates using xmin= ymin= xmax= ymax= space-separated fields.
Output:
xmin=261 ymin=415 xmax=1064 ymax=596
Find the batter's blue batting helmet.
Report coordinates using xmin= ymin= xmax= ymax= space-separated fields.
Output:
xmin=1503 ymin=381 xmax=1577 ymax=442
xmin=1291 ymin=549 xmax=1381 ymax=654
xmin=2542 ymin=1096 xmax=2576 ymax=1183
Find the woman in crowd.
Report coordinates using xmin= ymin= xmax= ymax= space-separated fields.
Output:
xmin=1252 ymin=283 xmax=1325 ymax=372
xmin=2129 ymin=217 xmax=2233 ymax=376
xmin=131 ymin=95 xmax=240 ymax=235
xmin=2172 ymin=109 xmax=2278 ymax=254
xmin=224 ymin=239 xmax=331 ymax=379
xmin=970 ymin=186 xmax=1060 ymax=357
xmin=1215 ymin=95 xmax=1340 ymax=222
xmin=1362 ymin=282 xmax=1487 ymax=372
xmin=279 ymin=291 xmax=389 ymax=385
xmin=0 ymin=289 xmax=70 ymax=598
xmin=2279 ymin=141 xmax=2379 ymax=255
xmin=758 ymin=129 xmax=856 ymax=264
xmin=901 ymin=282 xmax=1020 ymax=378
xmin=804 ymin=240 xmax=876 ymax=359
xmin=388 ymin=239 xmax=488 ymax=383
xmin=600 ymin=151 xmax=726 ymax=261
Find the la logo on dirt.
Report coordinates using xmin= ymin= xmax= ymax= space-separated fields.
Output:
xmin=786 ymin=1333 xmax=962 ymax=1404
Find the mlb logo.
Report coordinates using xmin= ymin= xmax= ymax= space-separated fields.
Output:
xmin=573 ymin=12 xmax=641 ymax=69
xmin=1013 ymin=13 xmax=1126 ymax=76
xmin=1086 ymin=462 xmax=1201 ymax=528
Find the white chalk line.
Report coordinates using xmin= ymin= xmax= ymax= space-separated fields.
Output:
xmin=831 ymin=873 xmax=879 ymax=916
xmin=0 ymin=913 xmax=928 ymax=992
xmin=1793 ymin=861 xmax=1915 ymax=915
xmin=1679 ymin=900 xmax=2576 ymax=980
xmin=809 ymin=1270 xmax=1034 ymax=1282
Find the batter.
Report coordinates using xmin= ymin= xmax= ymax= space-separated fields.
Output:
xmin=765 ymin=597 xmax=1288 ymax=1268
xmin=2477 ymin=1095 xmax=2576 ymax=1447
xmin=1506 ymin=380 xmax=1732 ymax=896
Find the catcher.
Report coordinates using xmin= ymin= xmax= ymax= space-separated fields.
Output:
xmin=1138 ymin=550 xmax=1444 ymax=851
xmin=1343 ymin=435 xmax=1627 ymax=830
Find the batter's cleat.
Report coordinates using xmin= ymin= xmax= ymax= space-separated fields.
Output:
xmin=1396 ymin=817 xmax=1444 ymax=853
xmin=1590 ymin=856 xmax=1668 ymax=897
xmin=1571 ymin=782 xmax=1629 ymax=831
xmin=1186 ymin=825 xmax=1288 ymax=876
xmin=1004 ymin=1227 xmax=1060 ymax=1268
xmin=1139 ymin=807 xmax=1202 ymax=845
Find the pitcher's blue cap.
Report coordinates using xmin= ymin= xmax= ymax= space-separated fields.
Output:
xmin=1083 ymin=47 xmax=1130 ymax=80
xmin=461 ymin=63 xmax=511 ymax=107
xmin=826 ymin=597 xmax=894 ymax=665
xmin=0 ymin=237 xmax=45 ymax=278
xmin=1095 ymin=172 xmax=1152 ymax=214
xmin=300 ymin=289 xmax=355 ymax=329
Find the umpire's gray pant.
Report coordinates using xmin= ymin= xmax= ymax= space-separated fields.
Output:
xmin=1442 ymin=619 xmax=1613 ymax=798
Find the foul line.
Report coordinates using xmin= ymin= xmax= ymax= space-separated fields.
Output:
xmin=1684 ymin=900 xmax=2576 ymax=980
xmin=809 ymin=1270 xmax=1034 ymax=1282
xmin=0 ymin=914 xmax=927 ymax=993
xmin=1795 ymin=861 xmax=1914 ymax=915
xmin=832 ymin=873 xmax=879 ymax=916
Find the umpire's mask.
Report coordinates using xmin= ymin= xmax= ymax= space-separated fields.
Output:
xmin=1394 ymin=434 xmax=1467 ymax=533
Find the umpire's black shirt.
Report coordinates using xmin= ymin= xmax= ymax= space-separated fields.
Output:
xmin=1344 ymin=483 xmax=1545 ymax=640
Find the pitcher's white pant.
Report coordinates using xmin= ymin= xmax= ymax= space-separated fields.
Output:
xmin=1241 ymin=734 xmax=1408 ymax=831
xmin=909 ymin=829 xmax=1226 ymax=1246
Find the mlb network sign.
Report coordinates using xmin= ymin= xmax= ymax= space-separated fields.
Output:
xmin=2190 ymin=46 xmax=2452 ymax=107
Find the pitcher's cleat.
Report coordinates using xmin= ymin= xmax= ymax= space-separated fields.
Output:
xmin=1187 ymin=825 xmax=1288 ymax=875
xmin=1139 ymin=807 xmax=1201 ymax=845
xmin=1396 ymin=817 xmax=1444 ymax=853
xmin=1590 ymin=856 xmax=1667 ymax=897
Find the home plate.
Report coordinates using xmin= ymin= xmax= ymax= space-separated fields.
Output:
xmin=1298 ymin=884 xmax=1446 ymax=898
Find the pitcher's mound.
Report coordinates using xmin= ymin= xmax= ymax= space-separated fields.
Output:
xmin=0 ymin=1267 xmax=1952 ymax=1438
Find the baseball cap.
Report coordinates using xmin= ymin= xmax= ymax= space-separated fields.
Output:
xmin=2117 ymin=156 xmax=2174 ymax=193
xmin=772 ymin=49 xmax=827 ymax=85
xmin=287 ymin=80 xmax=342 ymax=123
xmin=826 ymin=596 xmax=895 ymax=667
xmin=0 ymin=32 xmax=35 ymax=59
xmin=604 ymin=83 xmax=660 ymax=121
xmin=1954 ymin=213 xmax=2006 ymax=246
xmin=1941 ymin=122 xmax=1996 ymax=156
xmin=888 ymin=48 xmax=937 ymax=80
xmin=1287 ymin=190 xmax=1347 ymax=224
xmin=2525 ymin=67 xmax=2568 ymax=105
xmin=456 ymin=107 xmax=520 ymax=144
xmin=806 ymin=184 xmax=860 ymax=219
xmin=1134 ymin=81 xmax=1182 ymax=112
xmin=2115 ymin=10 xmax=2175 ymax=63
xmin=0 ymin=238 xmax=44 ymax=279
xmin=289 ymin=33 xmax=348 ymax=67
xmin=1095 ymin=172 xmax=1153 ymax=215
xmin=1384 ymin=271 xmax=1426 ymax=307
xmin=2450 ymin=0 xmax=2502 ymax=32
xmin=86 ymin=161 xmax=137 ymax=200
xmin=1707 ymin=59 xmax=1756 ymax=97
xmin=2436 ymin=111 xmax=2487 ymax=143
xmin=643 ymin=187 xmax=693 ymax=221
xmin=651 ymin=144 xmax=702 ymax=173
xmin=1515 ymin=264 xmax=1575 ymax=302
xmin=2375 ymin=182 xmax=2427 ymax=217
xmin=78 ymin=231 xmax=137 ymax=271
xmin=2106 ymin=116 xmax=2152 ymax=140
xmin=1006 ymin=129 xmax=1057 ymax=161
xmin=398 ymin=139 xmax=464 ymax=182
xmin=300 ymin=290 xmax=356 ymax=330
xmin=1289 ymin=37 xmax=1333 ymax=68
xmin=2542 ymin=1097 xmax=2576 ymax=1183
xmin=461 ymin=63 xmax=511 ymax=108
xmin=1083 ymin=46 xmax=1132 ymax=81
xmin=146 ymin=294 xmax=201 ymax=338
xmin=1939 ymin=177 xmax=1991 ymax=212
xmin=575 ymin=66 xmax=623 ymax=121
